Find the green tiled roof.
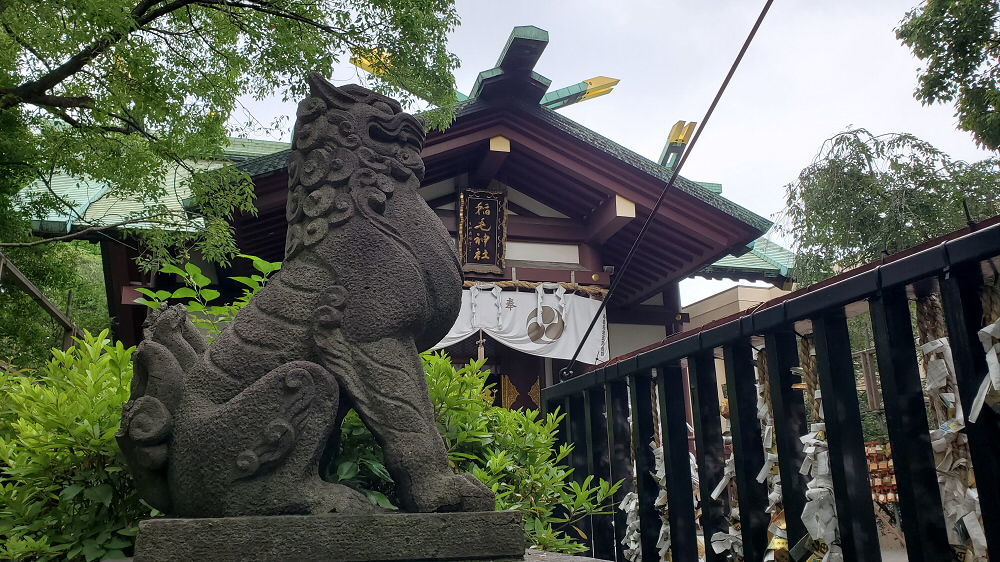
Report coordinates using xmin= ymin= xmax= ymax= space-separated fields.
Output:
xmin=524 ymin=102 xmax=773 ymax=233
xmin=19 ymin=137 xmax=289 ymax=233
xmin=697 ymin=236 xmax=796 ymax=282
xmin=224 ymin=138 xmax=290 ymax=161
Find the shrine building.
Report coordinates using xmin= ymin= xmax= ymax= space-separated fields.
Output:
xmin=221 ymin=26 xmax=777 ymax=408
xmin=26 ymin=26 xmax=788 ymax=409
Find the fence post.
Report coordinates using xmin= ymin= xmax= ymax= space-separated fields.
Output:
xmin=940 ymin=262 xmax=1000 ymax=557
xmin=656 ymin=360 xmax=698 ymax=561
xmin=688 ymin=349 xmax=728 ymax=562
xmin=812 ymin=310 xmax=881 ymax=561
xmin=567 ymin=393 xmax=594 ymax=554
xmin=869 ymin=286 xmax=951 ymax=561
xmin=585 ymin=385 xmax=616 ymax=560
xmin=606 ymin=378 xmax=635 ymax=560
xmin=628 ymin=371 xmax=661 ymax=562
xmin=723 ymin=339 xmax=769 ymax=560
xmin=763 ymin=328 xmax=808 ymax=545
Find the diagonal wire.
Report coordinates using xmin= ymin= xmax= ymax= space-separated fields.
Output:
xmin=561 ymin=0 xmax=775 ymax=379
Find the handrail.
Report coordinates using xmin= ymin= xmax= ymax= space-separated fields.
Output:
xmin=546 ymin=219 xmax=1000 ymax=400
xmin=541 ymin=218 xmax=1000 ymax=561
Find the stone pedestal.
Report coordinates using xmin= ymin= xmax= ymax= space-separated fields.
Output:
xmin=134 ymin=510 xmax=525 ymax=561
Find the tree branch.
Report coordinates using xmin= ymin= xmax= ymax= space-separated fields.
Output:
xmin=0 ymin=0 xmax=200 ymax=110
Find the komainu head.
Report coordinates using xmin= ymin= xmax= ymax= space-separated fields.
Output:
xmin=285 ymin=74 xmax=428 ymax=258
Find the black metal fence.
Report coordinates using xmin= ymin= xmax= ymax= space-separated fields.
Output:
xmin=543 ymin=219 xmax=1000 ymax=562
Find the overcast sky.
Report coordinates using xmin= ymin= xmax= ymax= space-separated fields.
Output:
xmin=243 ymin=0 xmax=994 ymax=305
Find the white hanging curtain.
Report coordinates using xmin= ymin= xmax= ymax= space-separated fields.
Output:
xmin=431 ymin=284 xmax=610 ymax=365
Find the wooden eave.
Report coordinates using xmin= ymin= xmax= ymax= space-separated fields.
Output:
xmin=234 ymin=99 xmax=770 ymax=306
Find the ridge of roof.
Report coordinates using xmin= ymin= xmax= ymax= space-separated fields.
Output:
xmin=236 ymin=148 xmax=291 ymax=176
xmin=523 ymin=103 xmax=773 ymax=233
xmin=224 ymin=138 xmax=290 ymax=160
xmin=235 ymin=100 xmax=773 ymax=236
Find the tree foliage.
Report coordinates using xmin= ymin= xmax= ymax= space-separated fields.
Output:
xmin=780 ymin=128 xmax=1000 ymax=284
xmin=0 ymin=0 xmax=460 ymax=266
xmin=897 ymin=0 xmax=1000 ymax=150
xmin=0 ymin=242 xmax=109 ymax=369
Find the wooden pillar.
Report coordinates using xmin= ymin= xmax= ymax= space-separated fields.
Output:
xmin=100 ymin=239 xmax=146 ymax=347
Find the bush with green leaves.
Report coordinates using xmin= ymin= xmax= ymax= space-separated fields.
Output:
xmin=0 ymin=331 xmax=147 ymax=561
xmin=336 ymin=352 xmax=621 ymax=553
xmin=133 ymin=254 xmax=282 ymax=336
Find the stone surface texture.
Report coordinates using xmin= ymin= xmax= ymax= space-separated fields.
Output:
xmin=134 ymin=511 xmax=524 ymax=562
xmin=116 ymin=75 xmax=494 ymax=518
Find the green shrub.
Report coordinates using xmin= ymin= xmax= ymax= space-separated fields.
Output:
xmin=337 ymin=352 xmax=621 ymax=553
xmin=0 ymin=331 xmax=148 ymax=561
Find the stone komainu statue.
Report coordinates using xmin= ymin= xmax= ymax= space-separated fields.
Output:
xmin=117 ymin=75 xmax=494 ymax=517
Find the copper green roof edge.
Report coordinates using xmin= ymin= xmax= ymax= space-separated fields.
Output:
xmin=526 ymin=103 xmax=773 ymax=233
xmin=699 ymin=236 xmax=796 ymax=281
xmin=694 ymin=264 xmax=789 ymax=283
xmin=224 ymin=138 xmax=290 ymax=159
xmin=747 ymin=237 xmax=796 ymax=273
xmin=236 ymin=148 xmax=292 ymax=176
xmin=495 ymin=25 xmax=549 ymax=68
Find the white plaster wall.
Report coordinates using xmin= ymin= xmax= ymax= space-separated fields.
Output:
xmin=608 ymin=323 xmax=667 ymax=359
xmin=506 ymin=241 xmax=580 ymax=264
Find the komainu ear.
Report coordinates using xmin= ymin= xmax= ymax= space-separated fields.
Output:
xmin=308 ymin=72 xmax=357 ymax=111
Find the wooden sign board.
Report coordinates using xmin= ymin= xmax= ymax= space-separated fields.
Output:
xmin=459 ymin=189 xmax=507 ymax=274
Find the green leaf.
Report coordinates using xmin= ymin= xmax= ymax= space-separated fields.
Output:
xmin=172 ymin=287 xmax=197 ymax=299
xmin=81 ymin=541 xmax=105 ymax=561
xmin=193 ymin=273 xmax=212 ymax=288
xmin=186 ymin=302 xmax=205 ymax=312
xmin=229 ymin=276 xmax=260 ymax=289
xmin=105 ymin=537 xmax=131 ymax=550
xmin=160 ymin=264 xmax=185 ymax=276
xmin=365 ymin=490 xmax=398 ymax=510
xmin=200 ymin=289 xmax=221 ymax=302
xmin=134 ymin=298 xmax=161 ymax=309
xmin=336 ymin=461 xmax=359 ymax=481
xmin=184 ymin=263 xmax=203 ymax=277
xmin=83 ymin=484 xmax=113 ymax=506
xmin=135 ymin=287 xmax=159 ymax=298
xmin=60 ymin=484 xmax=84 ymax=501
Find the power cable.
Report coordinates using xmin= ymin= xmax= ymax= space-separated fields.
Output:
xmin=560 ymin=0 xmax=775 ymax=379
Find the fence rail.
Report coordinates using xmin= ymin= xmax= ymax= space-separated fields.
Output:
xmin=543 ymin=219 xmax=1000 ymax=561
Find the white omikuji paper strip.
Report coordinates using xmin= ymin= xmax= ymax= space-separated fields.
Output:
xmin=650 ymin=441 xmax=671 ymax=561
xmin=969 ymin=319 xmax=1000 ymax=423
xmin=711 ymin=455 xmax=736 ymax=500
xmin=920 ymin=335 xmax=988 ymax=559
xmin=619 ymin=491 xmax=641 ymax=562
xmin=798 ymin=416 xmax=844 ymax=562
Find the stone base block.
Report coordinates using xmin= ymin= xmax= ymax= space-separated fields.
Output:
xmin=134 ymin=511 xmax=525 ymax=561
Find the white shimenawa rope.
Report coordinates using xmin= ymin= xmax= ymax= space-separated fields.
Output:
xmin=650 ymin=440 xmax=671 ymax=560
xmin=754 ymin=348 xmax=783 ymax=560
xmin=792 ymin=363 xmax=844 ymax=562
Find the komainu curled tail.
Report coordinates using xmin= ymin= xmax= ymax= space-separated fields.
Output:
xmin=117 ymin=75 xmax=494 ymax=518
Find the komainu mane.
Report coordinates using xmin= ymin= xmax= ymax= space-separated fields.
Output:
xmin=117 ymin=75 xmax=494 ymax=517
